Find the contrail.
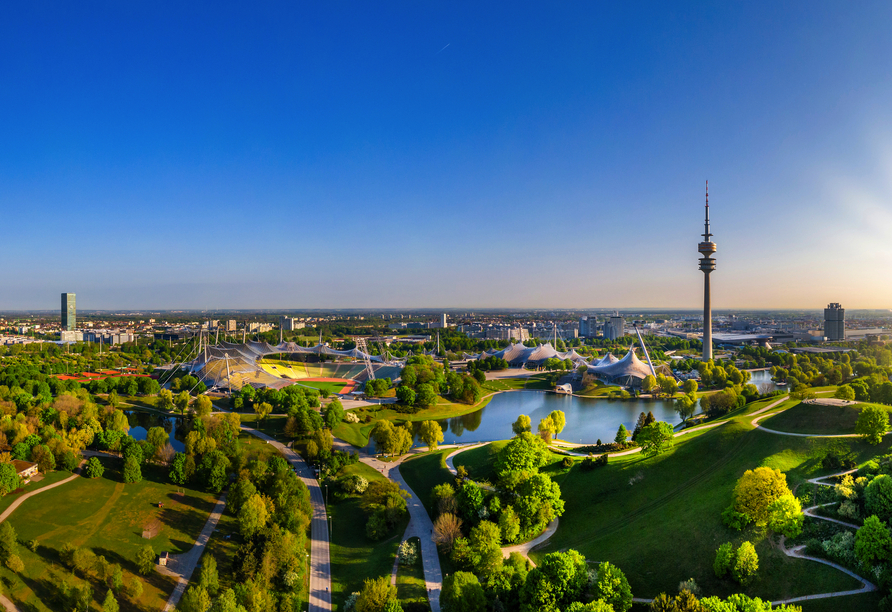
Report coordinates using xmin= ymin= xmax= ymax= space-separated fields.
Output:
xmin=436 ymin=43 xmax=450 ymax=55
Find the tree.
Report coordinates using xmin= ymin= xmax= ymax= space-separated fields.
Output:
xmin=254 ymin=401 xmax=273 ymax=423
xmin=865 ymin=475 xmax=892 ymax=522
xmin=395 ymin=386 xmax=416 ymax=406
xmin=674 ymin=393 xmax=698 ymax=422
xmin=199 ymin=554 xmax=220 ymax=595
xmin=123 ymin=456 xmax=142 ymax=484
xmin=174 ymin=391 xmax=191 ymax=414
xmin=538 ymin=416 xmax=556 ymax=442
xmin=194 ymin=395 xmax=213 ymax=417
xmin=733 ymin=467 xmax=792 ymax=525
xmin=418 ymin=420 xmax=444 ymax=451
xmin=179 ymin=585 xmax=212 ymax=612
xmin=499 ymin=505 xmax=521 ymax=543
xmin=0 ymin=463 xmax=22 ymax=495
xmin=856 ymin=405 xmax=889 ymax=445
xmin=683 ymin=379 xmax=699 ymax=395
xmin=5 ymin=554 xmax=23 ymax=573
xmin=136 ymin=545 xmax=155 ymax=575
xmin=84 ymin=456 xmax=105 ymax=478
xmin=30 ymin=444 xmax=56 ymax=472
xmin=102 ymin=589 xmax=119 ymax=612
xmin=521 ymin=550 xmax=589 ymax=612
xmin=767 ymin=494 xmax=804 ymax=538
xmin=592 ymin=561 xmax=633 ymax=612
xmin=732 ymin=541 xmax=758 ymax=585
xmin=0 ymin=523 xmax=18 ymax=563
xmin=495 ymin=432 xmax=550 ymax=474
xmin=433 ymin=513 xmax=463 ymax=553
xmin=512 ymin=414 xmax=532 ymax=435
xmin=548 ymin=410 xmax=566 ymax=436
xmin=355 ymin=576 xmax=399 ymax=612
xmin=614 ymin=424 xmax=629 ymax=445
xmin=637 ymin=421 xmax=674 ymax=458
xmin=416 ymin=383 xmax=437 ymax=407
xmin=128 ymin=576 xmax=144 ymax=600
xmin=835 ymin=384 xmax=856 ymax=400
xmin=239 ymin=493 xmax=270 ymax=538
xmin=855 ymin=514 xmax=892 ymax=566
xmin=642 ymin=375 xmax=656 ymax=394
xmin=441 ymin=571 xmax=486 ymax=612
xmin=713 ymin=542 xmax=734 ymax=578
xmin=323 ymin=399 xmax=345 ymax=428
xmin=467 ymin=520 xmax=503 ymax=579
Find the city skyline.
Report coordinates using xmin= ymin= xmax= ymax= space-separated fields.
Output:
xmin=2 ymin=3 xmax=892 ymax=310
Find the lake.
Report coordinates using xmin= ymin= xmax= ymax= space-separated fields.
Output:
xmin=126 ymin=410 xmax=187 ymax=452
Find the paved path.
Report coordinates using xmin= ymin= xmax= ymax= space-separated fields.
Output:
xmin=444 ymin=443 xmax=488 ymax=476
xmin=363 ymin=455 xmax=441 ymax=612
xmin=160 ymin=493 xmax=227 ymax=611
xmin=749 ymin=397 xmax=892 ymax=439
xmin=501 ymin=518 xmax=558 ymax=565
xmin=241 ymin=426 xmax=332 ymax=612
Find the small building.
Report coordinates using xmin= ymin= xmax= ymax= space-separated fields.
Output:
xmin=12 ymin=460 xmax=38 ymax=483
xmin=158 ymin=552 xmax=169 ymax=567
xmin=555 ymin=383 xmax=573 ymax=395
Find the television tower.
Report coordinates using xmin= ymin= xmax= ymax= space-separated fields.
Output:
xmin=698 ymin=181 xmax=717 ymax=361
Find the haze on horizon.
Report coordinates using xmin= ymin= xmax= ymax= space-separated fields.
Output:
xmin=2 ymin=2 xmax=892 ymax=312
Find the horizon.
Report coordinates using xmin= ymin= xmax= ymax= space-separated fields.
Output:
xmin=3 ymin=3 xmax=892 ymax=309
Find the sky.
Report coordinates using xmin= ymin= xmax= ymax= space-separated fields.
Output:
xmin=2 ymin=2 xmax=892 ymax=311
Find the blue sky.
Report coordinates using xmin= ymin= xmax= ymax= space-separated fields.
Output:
xmin=3 ymin=2 xmax=892 ymax=310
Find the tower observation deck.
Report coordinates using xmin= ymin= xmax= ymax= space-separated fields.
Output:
xmin=699 ymin=182 xmax=716 ymax=361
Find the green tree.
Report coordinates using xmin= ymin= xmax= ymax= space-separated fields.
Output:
xmin=102 ymin=589 xmax=119 ymax=612
xmin=674 ymin=393 xmax=698 ymax=422
xmin=592 ymin=561 xmax=633 ymax=612
xmin=499 ymin=505 xmax=521 ymax=543
xmin=512 ymin=414 xmax=532 ymax=435
xmin=128 ymin=576 xmax=144 ymax=600
xmin=637 ymin=421 xmax=675 ymax=458
xmin=418 ymin=420 xmax=444 ymax=451
xmin=194 ymin=395 xmax=213 ymax=417
xmin=732 ymin=541 xmax=758 ymax=586
xmin=537 ymin=415 xmax=557 ymax=442
xmin=683 ymin=379 xmax=699 ymax=395
xmin=85 ymin=456 xmax=105 ymax=478
xmin=865 ymin=475 xmax=892 ymax=523
xmin=136 ymin=545 xmax=155 ymax=575
xmin=0 ymin=522 xmax=18 ymax=563
xmin=355 ymin=576 xmax=399 ymax=612
xmin=767 ymin=494 xmax=804 ymax=538
xmin=199 ymin=554 xmax=220 ymax=595
xmin=253 ymin=401 xmax=273 ymax=423
xmin=147 ymin=426 xmax=168 ymax=452
xmin=174 ymin=391 xmax=191 ymax=414
xmin=521 ymin=550 xmax=589 ymax=612
xmin=855 ymin=515 xmax=892 ymax=565
xmin=323 ymin=399 xmax=345 ymax=428
xmin=441 ymin=571 xmax=486 ymax=612
xmin=495 ymin=431 xmax=550 ymax=474
xmin=733 ymin=467 xmax=792 ymax=525
xmin=123 ymin=456 xmax=142 ymax=484
xmin=416 ymin=383 xmax=437 ymax=407
xmin=179 ymin=585 xmax=212 ymax=612
xmin=856 ymin=404 xmax=889 ymax=445
xmin=395 ymin=386 xmax=416 ymax=406
xmin=642 ymin=375 xmax=656 ymax=394
xmin=0 ymin=463 xmax=22 ymax=495
xmin=467 ymin=520 xmax=503 ymax=579
xmin=834 ymin=384 xmax=856 ymax=400
xmin=239 ymin=494 xmax=270 ymax=538
xmin=614 ymin=424 xmax=629 ymax=445
xmin=548 ymin=410 xmax=566 ymax=436
xmin=713 ymin=542 xmax=734 ymax=578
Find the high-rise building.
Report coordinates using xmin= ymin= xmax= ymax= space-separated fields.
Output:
xmin=698 ymin=182 xmax=717 ymax=361
xmin=579 ymin=316 xmax=590 ymax=338
xmin=603 ymin=312 xmax=625 ymax=340
xmin=439 ymin=313 xmax=448 ymax=329
xmin=226 ymin=320 xmax=237 ymax=332
xmin=61 ymin=293 xmax=76 ymax=331
xmin=824 ymin=303 xmax=845 ymax=341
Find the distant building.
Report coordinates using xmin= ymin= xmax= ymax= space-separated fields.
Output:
xmin=280 ymin=316 xmax=306 ymax=332
xmin=579 ymin=316 xmax=593 ymax=338
xmin=61 ymin=293 xmax=76 ymax=331
xmin=438 ymin=313 xmax=448 ymax=329
xmin=603 ymin=312 xmax=625 ymax=340
xmin=60 ymin=330 xmax=83 ymax=343
xmin=824 ymin=303 xmax=845 ymax=341
xmin=226 ymin=320 xmax=237 ymax=332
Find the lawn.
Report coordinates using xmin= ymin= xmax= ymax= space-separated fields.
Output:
xmin=329 ymin=462 xmax=407 ymax=609
xmin=0 ymin=457 xmax=221 ymax=612
xmin=0 ymin=470 xmax=78 ymax=516
xmin=333 ymin=394 xmax=497 ymax=449
xmin=396 ymin=537 xmax=429 ymax=611
xmin=535 ymin=406 xmax=888 ymax=602
xmin=398 ymin=450 xmax=454 ymax=518
xmin=295 ymin=380 xmax=352 ymax=395
xmin=763 ymin=401 xmax=892 ymax=435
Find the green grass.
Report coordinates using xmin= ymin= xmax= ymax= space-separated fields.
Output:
xmin=797 ymin=592 xmax=883 ymax=611
xmin=333 ymin=394 xmax=497 ymax=449
xmin=240 ymin=414 xmax=290 ymax=440
xmin=329 ymin=462 xmax=407 ymax=609
xmin=0 ymin=470 xmax=78 ymax=516
xmin=296 ymin=380 xmax=353 ymax=395
xmin=536 ymin=408 xmax=885 ymax=601
xmin=396 ymin=537 xmax=430 ymax=610
xmin=480 ymin=373 xmax=551 ymax=393
xmin=0 ymin=457 xmax=221 ymax=612
xmin=451 ymin=442 xmax=505 ymax=483
xmin=399 ymin=450 xmax=454 ymax=518
xmin=763 ymin=401 xmax=892 ymax=435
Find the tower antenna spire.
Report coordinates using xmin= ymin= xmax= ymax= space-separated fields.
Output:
xmin=698 ymin=180 xmax=717 ymax=361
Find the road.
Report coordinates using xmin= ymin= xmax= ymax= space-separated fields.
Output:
xmin=241 ymin=426 xmax=332 ymax=612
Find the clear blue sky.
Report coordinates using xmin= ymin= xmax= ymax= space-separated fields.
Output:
xmin=3 ymin=2 xmax=892 ymax=310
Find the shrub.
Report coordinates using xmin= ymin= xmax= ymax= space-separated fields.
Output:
xmin=345 ymin=412 xmax=360 ymax=424
xmin=713 ymin=542 xmax=734 ymax=578
xmin=397 ymin=539 xmax=419 ymax=566
xmin=561 ymin=457 xmax=574 ymax=469
xmin=732 ymin=541 xmax=759 ymax=585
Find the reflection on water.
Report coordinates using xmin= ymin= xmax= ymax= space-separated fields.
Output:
xmin=125 ymin=410 xmax=188 ymax=452
xmin=747 ymin=369 xmax=781 ymax=395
